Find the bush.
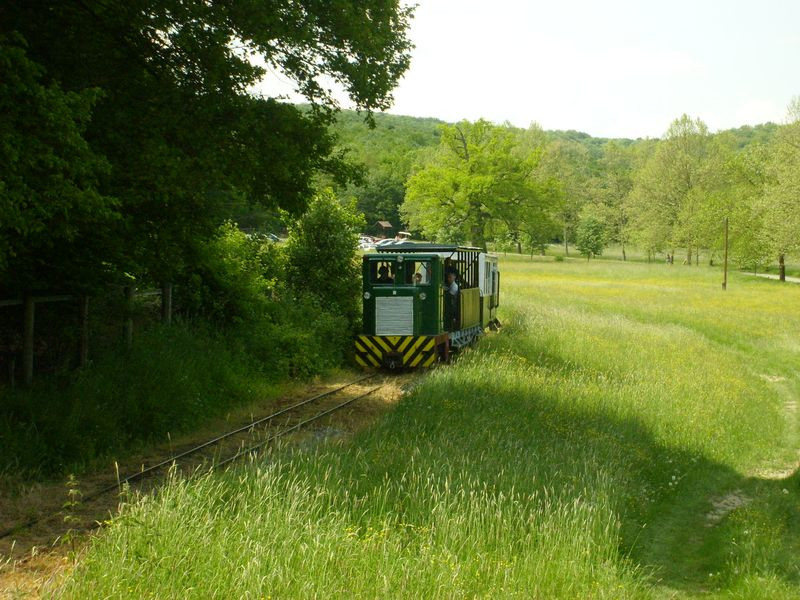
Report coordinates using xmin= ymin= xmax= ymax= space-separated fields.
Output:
xmin=0 ymin=323 xmax=266 ymax=475
xmin=0 ymin=196 xmax=367 ymax=477
xmin=283 ymin=190 xmax=365 ymax=331
xmin=181 ymin=222 xmax=279 ymax=323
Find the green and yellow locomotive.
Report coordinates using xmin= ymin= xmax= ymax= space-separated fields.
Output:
xmin=355 ymin=243 xmax=500 ymax=369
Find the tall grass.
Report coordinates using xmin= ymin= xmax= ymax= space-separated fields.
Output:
xmin=57 ymin=258 xmax=800 ymax=598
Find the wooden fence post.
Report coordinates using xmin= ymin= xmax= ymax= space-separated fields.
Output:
xmin=161 ymin=282 xmax=172 ymax=325
xmin=124 ymin=286 xmax=134 ymax=349
xmin=79 ymin=296 xmax=90 ymax=367
xmin=23 ymin=295 xmax=35 ymax=385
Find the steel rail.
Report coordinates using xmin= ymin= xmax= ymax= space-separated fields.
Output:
xmin=0 ymin=373 xmax=378 ymax=540
xmin=214 ymin=384 xmax=385 ymax=469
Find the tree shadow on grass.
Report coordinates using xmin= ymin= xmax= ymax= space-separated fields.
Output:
xmin=325 ymin=358 xmax=800 ymax=596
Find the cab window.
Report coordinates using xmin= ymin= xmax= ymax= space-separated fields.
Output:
xmin=370 ymin=260 xmax=396 ymax=284
xmin=405 ymin=261 xmax=431 ymax=285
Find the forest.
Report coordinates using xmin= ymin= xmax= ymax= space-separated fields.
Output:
xmin=332 ymin=107 xmax=798 ymax=277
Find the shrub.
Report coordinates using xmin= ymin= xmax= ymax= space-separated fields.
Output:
xmin=283 ymin=190 xmax=365 ymax=331
xmin=0 ymin=323 xmax=265 ymax=475
xmin=181 ymin=222 xmax=280 ymax=323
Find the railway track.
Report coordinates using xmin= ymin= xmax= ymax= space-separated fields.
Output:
xmin=0 ymin=374 xmax=387 ymax=546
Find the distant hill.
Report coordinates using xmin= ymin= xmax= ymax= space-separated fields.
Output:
xmin=300 ymin=106 xmax=781 ymax=235
xmin=326 ymin=107 xmax=778 ymax=153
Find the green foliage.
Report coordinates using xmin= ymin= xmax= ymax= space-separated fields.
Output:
xmin=0 ymin=323 xmax=268 ymax=474
xmin=1 ymin=1 xmax=413 ymax=291
xmin=328 ymin=109 xmax=443 ymax=235
xmin=181 ymin=223 xmax=279 ymax=323
xmin=575 ymin=212 xmax=607 ymax=259
xmin=0 ymin=34 xmax=117 ymax=293
xmin=403 ymin=120 xmax=549 ymax=248
xmin=761 ymin=98 xmax=800 ymax=262
xmin=284 ymin=191 xmax=365 ymax=330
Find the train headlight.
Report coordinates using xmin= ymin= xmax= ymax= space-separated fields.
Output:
xmin=419 ymin=292 xmax=426 ymax=300
xmin=363 ymin=291 xmax=371 ymax=300
xmin=396 ymin=255 xmax=404 ymax=262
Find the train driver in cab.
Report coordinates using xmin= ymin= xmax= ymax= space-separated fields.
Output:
xmin=443 ymin=270 xmax=460 ymax=330
xmin=377 ymin=264 xmax=394 ymax=283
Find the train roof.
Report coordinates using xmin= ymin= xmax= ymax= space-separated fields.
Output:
xmin=374 ymin=242 xmax=484 ymax=253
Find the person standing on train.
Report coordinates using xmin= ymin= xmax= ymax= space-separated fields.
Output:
xmin=444 ymin=271 xmax=459 ymax=330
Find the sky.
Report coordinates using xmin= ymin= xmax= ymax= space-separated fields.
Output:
xmin=255 ymin=0 xmax=800 ymax=139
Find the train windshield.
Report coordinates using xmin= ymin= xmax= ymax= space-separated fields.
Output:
xmin=405 ymin=261 xmax=431 ymax=285
xmin=369 ymin=260 xmax=396 ymax=284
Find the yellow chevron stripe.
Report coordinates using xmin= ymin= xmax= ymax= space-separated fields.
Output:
xmin=422 ymin=339 xmax=435 ymax=353
xmin=360 ymin=336 xmax=383 ymax=359
xmin=374 ymin=336 xmax=393 ymax=353
xmin=403 ymin=336 xmax=426 ymax=363
xmin=356 ymin=339 xmax=383 ymax=366
xmin=410 ymin=349 xmax=426 ymax=367
xmin=423 ymin=352 xmax=437 ymax=367
xmin=387 ymin=335 xmax=401 ymax=346
xmin=355 ymin=355 xmax=369 ymax=367
xmin=398 ymin=336 xmax=414 ymax=353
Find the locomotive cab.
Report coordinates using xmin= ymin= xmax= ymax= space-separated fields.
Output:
xmin=355 ymin=243 xmax=500 ymax=369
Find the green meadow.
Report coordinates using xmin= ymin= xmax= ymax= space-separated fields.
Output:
xmin=57 ymin=257 xmax=800 ymax=598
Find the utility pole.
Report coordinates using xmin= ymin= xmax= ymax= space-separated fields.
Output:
xmin=722 ymin=217 xmax=729 ymax=290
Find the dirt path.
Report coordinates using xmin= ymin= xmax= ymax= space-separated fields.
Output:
xmin=0 ymin=370 xmax=414 ymax=598
xmin=751 ymin=273 xmax=800 ymax=284
xmin=703 ymin=374 xmax=799 ymax=529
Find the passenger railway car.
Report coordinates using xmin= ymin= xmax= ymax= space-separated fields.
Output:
xmin=355 ymin=243 xmax=500 ymax=369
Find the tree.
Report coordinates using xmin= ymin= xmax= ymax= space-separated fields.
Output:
xmin=537 ymin=139 xmax=593 ymax=255
xmin=627 ymin=115 xmax=719 ymax=263
xmin=0 ymin=35 xmax=117 ymax=294
xmin=284 ymin=191 xmax=365 ymax=330
xmin=403 ymin=120 xmax=532 ymax=247
xmin=575 ymin=211 xmax=607 ymax=260
xmin=762 ymin=98 xmax=800 ymax=281
xmin=1 ymin=1 xmax=413 ymax=291
xmin=594 ymin=142 xmax=634 ymax=260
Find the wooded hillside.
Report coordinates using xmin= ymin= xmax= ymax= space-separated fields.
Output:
xmin=329 ymin=108 xmax=793 ymax=276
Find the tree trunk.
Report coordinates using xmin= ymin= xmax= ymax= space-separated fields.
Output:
xmin=161 ymin=282 xmax=173 ymax=325
xmin=686 ymin=247 xmax=692 ymax=265
xmin=622 ymin=243 xmax=627 ymax=262
xmin=696 ymin=249 xmax=699 ymax=266
xmin=79 ymin=296 xmax=90 ymax=368
xmin=22 ymin=295 xmax=34 ymax=386
xmin=563 ymin=224 xmax=569 ymax=256
xmin=124 ymin=286 xmax=135 ymax=349
xmin=779 ymin=254 xmax=786 ymax=281
xmin=517 ymin=241 xmax=522 ymax=255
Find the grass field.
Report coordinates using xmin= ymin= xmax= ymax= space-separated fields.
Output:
xmin=55 ymin=256 xmax=800 ymax=598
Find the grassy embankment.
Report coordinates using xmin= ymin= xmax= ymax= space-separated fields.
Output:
xmin=57 ymin=256 xmax=800 ymax=598
xmin=0 ymin=315 xmax=348 ymax=479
